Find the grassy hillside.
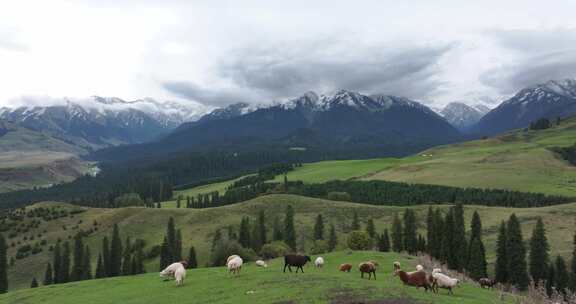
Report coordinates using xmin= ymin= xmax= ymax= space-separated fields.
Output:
xmin=257 ymin=116 xmax=576 ymax=197
xmin=5 ymin=194 xmax=576 ymax=291
xmin=0 ymin=121 xmax=91 ymax=192
xmin=0 ymin=251 xmax=517 ymax=304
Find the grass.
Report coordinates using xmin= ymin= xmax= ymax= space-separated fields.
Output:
xmin=0 ymin=250 xmax=517 ymax=304
xmin=6 ymin=194 xmax=576 ymax=292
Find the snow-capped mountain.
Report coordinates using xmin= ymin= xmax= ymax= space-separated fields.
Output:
xmin=0 ymin=96 xmax=203 ymax=149
xmin=441 ymin=102 xmax=489 ymax=131
xmin=471 ymin=79 xmax=576 ymax=135
xmin=95 ymin=90 xmax=462 ymax=161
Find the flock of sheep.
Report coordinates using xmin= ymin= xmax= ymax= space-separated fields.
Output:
xmin=159 ymin=254 xmax=474 ymax=296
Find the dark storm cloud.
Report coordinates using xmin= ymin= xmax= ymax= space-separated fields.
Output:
xmin=480 ymin=29 xmax=576 ymax=94
xmin=162 ymin=41 xmax=452 ymax=106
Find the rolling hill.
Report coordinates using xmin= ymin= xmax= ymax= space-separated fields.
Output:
xmin=0 ymin=251 xmax=518 ymax=304
xmin=4 ymin=194 xmax=576 ymax=292
xmin=0 ymin=120 xmax=94 ymax=193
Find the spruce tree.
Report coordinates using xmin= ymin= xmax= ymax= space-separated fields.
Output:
xmin=417 ymin=234 xmax=426 ymax=253
xmin=272 ymin=216 xmax=283 ymax=241
xmin=379 ymin=229 xmax=390 ymax=252
xmin=351 ymin=211 xmax=360 ymax=231
xmin=122 ymin=237 xmax=132 ymax=275
xmin=239 ymin=217 xmax=252 ymax=248
xmin=403 ymin=209 xmax=417 ymax=255
xmin=258 ymin=210 xmax=267 ymax=246
xmin=82 ymin=245 xmax=92 ymax=280
xmin=0 ymin=234 xmax=7 ymax=293
xmin=43 ymin=263 xmax=53 ymax=286
xmin=426 ymin=207 xmax=435 ymax=255
xmin=441 ymin=209 xmax=457 ymax=268
xmin=174 ymin=230 xmax=183 ymax=261
xmin=529 ymin=217 xmax=549 ymax=285
xmin=506 ymin=214 xmax=529 ymax=290
xmin=160 ymin=237 xmax=170 ymax=270
xmin=102 ymin=236 xmax=110 ymax=277
xmin=135 ymin=247 xmax=145 ymax=274
xmin=53 ymin=242 xmax=62 ymax=284
xmin=30 ymin=277 xmax=38 ymax=288
xmin=431 ymin=209 xmax=444 ymax=259
xmin=166 ymin=218 xmax=176 ymax=262
xmin=314 ymin=214 xmax=324 ymax=240
xmin=187 ymin=246 xmax=198 ymax=269
xmin=328 ymin=224 xmax=337 ymax=252
xmin=495 ymin=221 xmax=509 ymax=283
xmin=284 ymin=205 xmax=296 ymax=250
xmin=466 ymin=211 xmax=487 ymax=280
xmin=109 ymin=224 xmax=123 ymax=277
xmin=250 ymin=222 xmax=261 ymax=251
xmin=453 ymin=203 xmax=467 ymax=271
xmin=95 ymin=253 xmax=106 ymax=279
xmin=570 ymin=230 xmax=576 ymax=292
xmin=555 ymin=255 xmax=569 ymax=296
xmin=71 ymin=233 xmax=84 ymax=281
xmin=391 ymin=213 xmax=403 ymax=252
xmin=366 ymin=218 xmax=376 ymax=239
xmin=61 ymin=241 xmax=71 ymax=283
xmin=546 ymin=262 xmax=555 ymax=297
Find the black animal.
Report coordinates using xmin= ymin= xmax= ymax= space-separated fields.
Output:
xmin=283 ymin=255 xmax=312 ymax=273
xmin=478 ymin=278 xmax=496 ymax=289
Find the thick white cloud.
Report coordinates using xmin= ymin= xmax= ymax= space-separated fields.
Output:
xmin=1 ymin=0 xmax=576 ymax=109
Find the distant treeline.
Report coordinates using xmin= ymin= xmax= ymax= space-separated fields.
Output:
xmin=0 ymin=150 xmax=311 ymax=209
xmin=177 ymin=179 xmax=573 ymax=209
xmin=551 ymin=143 xmax=576 ymax=166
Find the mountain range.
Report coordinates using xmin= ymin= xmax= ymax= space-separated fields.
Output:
xmin=93 ymin=90 xmax=462 ymax=161
xmin=0 ymin=97 xmax=201 ymax=150
xmin=471 ymin=79 xmax=576 ymax=135
xmin=440 ymin=102 xmax=490 ymax=131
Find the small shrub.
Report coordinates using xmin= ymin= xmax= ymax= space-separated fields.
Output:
xmin=347 ymin=230 xmax=373 ymax=250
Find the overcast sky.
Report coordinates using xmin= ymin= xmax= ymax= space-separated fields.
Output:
xmin=1 ymin=0 xmax=576 ymax=109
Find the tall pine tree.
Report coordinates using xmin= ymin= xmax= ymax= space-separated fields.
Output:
xmin=495 ymin=221 xmax=509 ymax=283
xmin=366 ymin=218 xmax=376 ymax=239
xmin=43 ymin=263 xmax=53 ymax=286
xmin=122 ymin=237 xmax=132 ymax=276
xmin=102 ymin=236 xmax=110 ymax=277
xmin=328 ymin=224 xmax=337 ymax=252
xmin=82 ymin=245 xmax=92 ymax=280
xmin=466 ymin=211 xmax=487 ymax=280
xmin=53 ymin=242 xmax=62 ymax=284
xmin=351 ymin=211 xmax=360 ymax=231
xmin=95 ymin=253 xmax=106 ymax=279
xmin=403 ymin=209 xmax=417 ymax=255
xmin=187 ymin=246 xmax=198 ymax=269
xmin=109 ymin=224 xmax=123 ymax=277
xmin=555 ymin=255 xmax=569 ymax=296
xmin=431 ymin=209 xmax=444 ymax=259
xmin=0 ymin=234 xmax=7 ymax=293
xmin=30 ymin=277 xmax=38 ymax=288
xmin=284 ymin=205 xmax=296 ymax=250
xmin=159 ymin=237 xmax=170 ymax=270
xmin=166 ymin=218 xmax=176 ymax=262
xmin=174 ymin=230 xmax=183 ymax=261
xmin=378 ymin=229 xmax=390 ymax=252
xmin=258 ymin=210 xmax=267 ymax=246
xmin=391 ymin=213 xmax=403 ymax=252
xmin=426 ymin=207 xmax=435 ymax=256
xmin=71 ymin=233 xmax=84 ymax=281
xmin=506 ymin=214 xmax=529 ymax=291
xmin=61 ymin=241 xmax=71 ymax=283
xmin=441 ymin=209 xmax=457 ymax=268
xmin=314 ymin=214 xmax=324 ymax=240
xmin=529 ymin=217 xmax=549 ymax=285
xmin=272 ymin=216 xmax=283 ymax=241
xmin=453 ymin=203 xmax=467 ymax=271
xmin=239 ymin=217 xmax=252 ymax=248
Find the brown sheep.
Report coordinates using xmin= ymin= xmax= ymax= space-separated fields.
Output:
xmin=393 ymin=262 xmax=432 ymax=292
xmin=479 ymin=278 xmax=496 ymax=289
xmin=339 ymin=263 xmax=352 ymax=272
xmin=358 ymin=261 xmax=378 ymax=280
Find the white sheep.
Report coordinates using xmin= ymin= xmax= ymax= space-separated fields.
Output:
xmin=255 ymin=260 xmax=268 ymax=267
xmin=314 ymin=257 xmax=324 ymax=268
xmin=227 ymin=255 xmax=243 ymax=275
xmin=415 ymin=265 xmax=424 ymax=271
xmin=431 ymin=269 xmax=459 ymax=295
xmin=160 ymin=261 xmax=187 ymax=286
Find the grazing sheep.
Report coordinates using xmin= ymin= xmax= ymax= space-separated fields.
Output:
xmin=339 ymin=263 xmax=352 ymax=272
xmin=314 ymin=257 xmax=324 ymax=268
xmin=160 ymin=261 xmax=188 ymax=286
xmin=479 ymin=278 xmax=496 ymax=289
xmin=255 ymin=260 xmax=268 ymax=268
xmin=431 ymin=268 xmax=459 ymax=295
xmin=358 ymin=261 xmax=378 ymax=280
xmin=393 ymin=262 xmax=432 ymax=292
xmin=283 ymin=254 xmax=311 ymax=273
xmin=227 ymin=255 xmax=243 ymax=275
